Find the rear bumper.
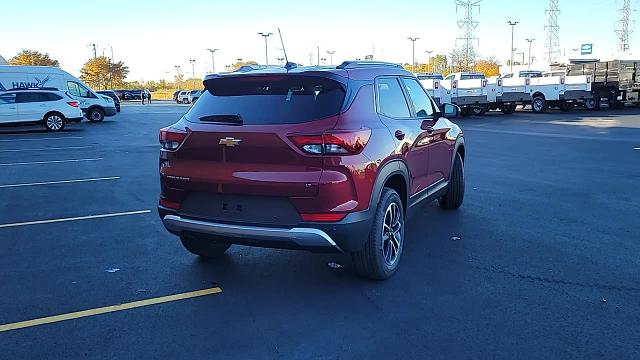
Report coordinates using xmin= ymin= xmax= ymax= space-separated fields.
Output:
xmin=68 ymin=116 xmax=84 ymax=123
xmin=158 ymin=205 xmax=373 ymax=253
xmin=105 ymin=107 xmax=118 ymax=116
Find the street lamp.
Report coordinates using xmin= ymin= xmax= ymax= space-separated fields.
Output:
xmin=258 ymin=32 xmax=273 ymax=65
xmin=206 ymin=48 xmax=219 ymax=73
xmin=525 ymin=39 xmax=535 ymax=69
xmin=326 ymin=50 xmax=336 ymax=65
xmin=507 ymin=21 xmax=519 ymax=73
xmin=407 ymin=37 xmax=420 ymax=73
xmin=425 ymin=50 xmax=433 ymax=73
xmin=174 ymin=65 xmax=181 ymax=90
xmin=189 ymin=58 xmax=195 ymax=90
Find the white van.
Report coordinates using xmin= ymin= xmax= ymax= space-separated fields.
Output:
xmin=0 ymin=65 xmax=117 ymax=122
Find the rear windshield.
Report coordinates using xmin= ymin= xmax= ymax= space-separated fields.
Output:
xmin=186 ymin=75 xmax=346 ymax=125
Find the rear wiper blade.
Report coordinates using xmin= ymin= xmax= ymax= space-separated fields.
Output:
xmin=199 ymin=114 xmax=243 ymax=125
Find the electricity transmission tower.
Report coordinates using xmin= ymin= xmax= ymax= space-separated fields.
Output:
xmin=615 ymin=0 xmax=632 ymax=52
xmin=545 ymin=0 xmax=560 ymax=64
xmin=455 ymin=0 xmax=481 ymax=70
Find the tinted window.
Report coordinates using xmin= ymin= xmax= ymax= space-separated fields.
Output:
xmin=44 ymin=93 xmax=62 ymax=101
xmin=187 ymin=75 xmax=346 ymax=125
xmin=401 ymin=78 xmax=434 ymax=118
xmin=16 ymin=92 xmax=49 ymax=103
xmin=376 ymin=77 xmax=411 ymax=118
xmin=0 ymin=93 xmax=17 ymax=104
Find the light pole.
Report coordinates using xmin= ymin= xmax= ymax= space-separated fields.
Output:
xmin=407 ymin=37 xmax=420 ymax=73
xmin=507 ymin=21 xmax=519 ymax=73
xmin=174 ymin=65 xmax=181 ymax=90
xmin=258 ymin=32 xmax=273 ymax=65
xmin=206 ymin=48 xmax=219 ymax=73
xmin=189 ymin=58 xmax=195 ymax=90
xmin=525 ymin=38 xmax=535 ymax=69
xmin=425 ymin=50 xmax=433 ymax=73
xmin=326 ymin=50 xmax=335 ymax=65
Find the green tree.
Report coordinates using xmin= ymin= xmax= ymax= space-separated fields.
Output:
xmin=79 ymin=56 xmax=129 ymax=90
xmin=9 ymin=50 xmax=59 ymax=67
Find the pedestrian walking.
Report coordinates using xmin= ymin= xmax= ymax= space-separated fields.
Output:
xmin=147 ymin=89 xmax=152 ymax=104
xmin=141 ymin=89 xmax=146 ymax=105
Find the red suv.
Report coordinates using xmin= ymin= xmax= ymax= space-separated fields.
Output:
xmin=158 ymin=61 xmax=465 ymax=279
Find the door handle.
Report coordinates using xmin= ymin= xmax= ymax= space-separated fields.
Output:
xmin=395 ymin=130 xmax=405 ymax=140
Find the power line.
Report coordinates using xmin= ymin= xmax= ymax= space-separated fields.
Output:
xmin=455 ymin=0 xmax=481 ymax=68
xmin=545 ymin=0 xmax=560 ymax=64
xmin=615 ymin=0 xmax=632 ymax=52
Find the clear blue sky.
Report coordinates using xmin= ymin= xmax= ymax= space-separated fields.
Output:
xmin=1 ymin=0 xmax=635 ymax=80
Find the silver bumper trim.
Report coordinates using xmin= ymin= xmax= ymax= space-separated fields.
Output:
xmin=162 ymin=215 xmax=343 ymax=252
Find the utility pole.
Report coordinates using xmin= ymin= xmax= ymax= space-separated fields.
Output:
xmin=206 ymin=48 xmax=219 ymax=73
xmin=525 ymin=38 xmax=535 ymax=69
xmin=545 ymin=0 xmax=560 ymax=64
xmin=258 ymin=32 xmax=273 ymax=65
xmin=174 ymin=65 xmax=181 ymax=90
xmin=455 ymin=0 xmax=481 ymax=70
xmin=189 ymin=59 xmax=195 ymax=90
xmin=507 ymin=21 xmax=519 ymax=73
xmin=326 ymin=50 xmax=335 ymax=65
xmin=407 ymin=37 xmax=420 ymax=73
xmin=616 ymin=0 xmax=632 ymax=52
xmin=425 ymin=50 xmax=433 ymax=73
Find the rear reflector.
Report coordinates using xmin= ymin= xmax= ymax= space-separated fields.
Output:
xmin=159 ymin=127 xmax=187 ymax=151
xmin=301 ymin=213 xmax=347 ymax=222
xmin=160 ymin=198 xmax=181 ymax=210
xmin=67 ymin=101 xmax=79 ymax=107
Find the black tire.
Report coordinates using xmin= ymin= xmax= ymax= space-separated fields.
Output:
xmin=352 ymin=188 xmax=405 ymax=280
xmin=472 ymin=106 xmax=486 ymax=116
xmin=87 ymin=108 xmax=105 ymax=122
xmin=500 ymin=104 xmax=516 ymax=114
xmin=585 ymin=97 xmax=600 ymax=111
xmin=439 ymin=152 xmax=465 ymax=210
xmin=180 ymin=233 xmax=231 ymax=258
xmin=532 ymin=96 xmax=547 ymax=113
xmin=558 ymin=102 xmax=572 ymax=112
xmin=43 ymin=112 xmax=65 ymax=132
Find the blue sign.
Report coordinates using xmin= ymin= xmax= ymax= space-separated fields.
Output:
xmin=581 ymin=44 xmax=593 ymax=55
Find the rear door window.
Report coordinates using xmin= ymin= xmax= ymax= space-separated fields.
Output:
xmin=188 ymin=75 xmax=346 ymax=125
xmin=376 ymin=77 xmax=411 ymax=118
xmin=16 ymin=92 xmax=47 ymax=103
xmin=0 ymin=93 xmax=17 ymax=104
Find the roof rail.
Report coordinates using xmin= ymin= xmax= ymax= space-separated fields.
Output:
xmin=336 ymin=61 xmax=404 ymax=70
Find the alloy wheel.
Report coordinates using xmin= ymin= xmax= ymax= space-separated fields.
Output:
xmin=382 ymin=202 xmax=402 ymax=266
xmin=47 ymin=115 xmax=63 ymax=131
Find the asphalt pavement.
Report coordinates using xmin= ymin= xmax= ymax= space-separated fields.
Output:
xmin=1 ymin=101 xmax=639 ymax=359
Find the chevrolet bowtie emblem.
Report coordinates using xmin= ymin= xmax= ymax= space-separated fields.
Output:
xmin=219 ymin=137 xmax=242 ymax=147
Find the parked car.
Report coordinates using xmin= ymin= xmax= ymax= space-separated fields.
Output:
xmin=172 ymin=90 xmax=180 ymax=102
xmin=158 ymin=61 xmax=466 ymax=280
xmin=0 ymin=88 xmax=83 ymax=131
xmin=128 ymin=89 xmax=143 ymax=100
xmin=188 ymin=90 xmax=202 ymax=104
xmin=177 ymin=90 xmax=190 ymax=104
xmin=0 ymin=65 xmax=117 ymax=122
xmin=444 ymin=72 xmax=486 ymax=81
xmin=96 ymin=90 xmax=121 ymax=112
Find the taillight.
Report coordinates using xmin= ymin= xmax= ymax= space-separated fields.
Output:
xmin=67 ymin=101 xmax=79 ymax=107
xmin=289 ymin=129 xmax=371 ymax=155
xmin=159 ymin=127 xmax=187 ymax=151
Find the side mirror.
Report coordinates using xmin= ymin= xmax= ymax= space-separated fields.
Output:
xmin=443 ymin=103 xmax=460 ymax=118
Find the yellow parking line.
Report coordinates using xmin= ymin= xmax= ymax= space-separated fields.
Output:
xmin=0 ymin=287 xmax=222 ymax=333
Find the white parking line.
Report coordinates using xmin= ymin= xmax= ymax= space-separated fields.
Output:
xmin=634 ymin=147 xmax=639 ymax=150
xmin=0 ymin=158 xmax=103 ymax=166
xmin=0 ymin=210 xmax=151 ymax=229
xmin=0 ymin=136 xmax=84 ymax=142
xmin=0 ymin=146 xmax=93 ymax=153
xmin=0 ymin=177 xmax=120 ymax=189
